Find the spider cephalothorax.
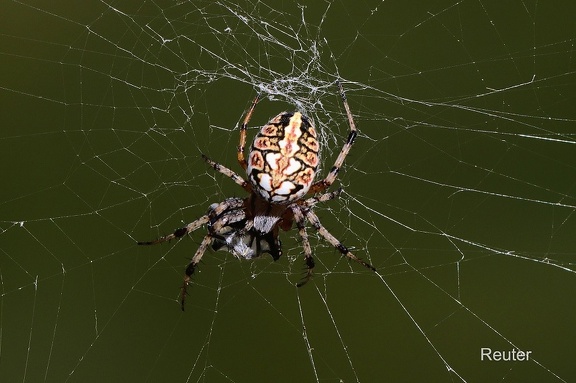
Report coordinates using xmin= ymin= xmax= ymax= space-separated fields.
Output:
xmin=139 ymin=81 xmax=375 ymax=310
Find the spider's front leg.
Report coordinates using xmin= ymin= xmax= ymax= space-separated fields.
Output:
xmin=139 ymin=198 xmax=246 ymax=310
xmin=291 ymin=206 xmax=315 ymax=287
xmin=137 ymin=198 xmax=245 ymax=246
xmin=137 ymin=216 xmax=210 ymax=245
xmin=305 ymin=208 xmax=375 ymax=272
xmin=138 ymin=218 xmax=211 ymax=310
xmin=180 ymin=235 xmax=212 ymax=311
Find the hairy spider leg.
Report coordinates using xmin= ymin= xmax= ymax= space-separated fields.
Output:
xmin=137 ymin=198 xmax=245 ymax=246
xmin=305 ymin=208 xmax=375 ymax=271
xmin=294 ymin=188 xmax=369 ymax=285
xmin=302 ymin=188 xmax=343 ymax=208
xmin=291 ymin=206 xmax=315 ymax=287
xmin=137 ymin=216 xmax=210 ymax=245
xmin=202 ymin=154 xmax=252 ymax=193
xmin=237 ymin=94 xmax=260 ymax=170
xmin=181 ymin=234 xmax=212 ymax=310
xmin=138 ymin=198 xmax=247 ymax=310
xmin=180 ymin=199 xmax=247 ymax=310
xmin=310 ymin=81 xmax=357 ymax=194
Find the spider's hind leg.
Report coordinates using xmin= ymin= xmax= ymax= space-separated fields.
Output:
xmin=309 ymin=81 xmax=357 ymax=195
xmin=202 ymin=154 xmax=252 ymax=193
xmin=237 ymin=94 xmax=260 ymax=170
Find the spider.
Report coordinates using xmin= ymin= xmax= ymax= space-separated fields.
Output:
xmin=139 ymin=81 xmax=375 ymax=310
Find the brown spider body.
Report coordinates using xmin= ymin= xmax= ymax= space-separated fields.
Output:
xmin=247 ymin=112 xmax=319 ymax=204
xmin=139 ymin=81 xmax=375 ymax=310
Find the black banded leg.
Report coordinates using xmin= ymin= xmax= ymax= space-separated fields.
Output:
xmin=237 ymin=95 xmax=260 ymax=170
xmin=208 ymin=197 xmax=246 ymax=221
xmin=302 ymin=188 xmax=343 ymax=208
xmin=292 ymin=207 xmax=314 ymax=286
xmin=202 ymin=154 xmax=251 ymax=193
xmin=137 ymin=215 xmax=210 ymax=245
xmin=310 ymin=81 xmax=357 ymax=194
xmin=180 ymin=205 xmax=245 ymax=309
xmin=181 ymin=235 xmax=212 ymax=311
xmin=305 ymin=209 xmax=375 ymax=272
xmin=137 ymin=198 xmax=244 ymax=246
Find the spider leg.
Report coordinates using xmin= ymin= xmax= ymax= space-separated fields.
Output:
xmin=291 ymin=206 xmax=315 ymax=287
xmin=137 ymin=215 xmax=210 ymax=245
xmin=304 ymin=209 xmax=375 ymax=272
xmin=237 ymin=94 xmax=260 ymax=170
xmin=181 ymin=234 xmax=212 ymax=311
xmin=202 ymin=154 xmax=252 ymax=193
xmin=209 ymin=197 xmax=246 ymax=219
xmin=137 ymin=198 xmax=245 ymax=246
xmin=310 ymin=81 xmax=357 ymax=194
xmin=302 ymin=188 xmax=343 ymax=208
xmin=139 ymin=198 xmax=248 ymax=310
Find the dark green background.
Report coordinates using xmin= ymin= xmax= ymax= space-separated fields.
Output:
xmin=1 ymin=1 xmax=575 ymax=382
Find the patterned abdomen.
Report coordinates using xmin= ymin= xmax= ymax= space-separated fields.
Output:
xmin=247 ymin=112 xmax=319 ymax=204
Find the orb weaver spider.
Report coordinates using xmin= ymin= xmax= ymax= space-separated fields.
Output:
xmin=139 ymin=81 xmax=375 ymax=310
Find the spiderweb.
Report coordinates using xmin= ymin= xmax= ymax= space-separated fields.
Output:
xmin=1 ymin=0 xmax=575 ymax=382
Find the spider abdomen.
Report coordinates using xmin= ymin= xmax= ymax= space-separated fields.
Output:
xmin=247 ymin=112 xmax=319 ymax=204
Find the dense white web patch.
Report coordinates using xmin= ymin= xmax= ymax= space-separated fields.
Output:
xmin=1 ymin=0 xmax=575 ymax=382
